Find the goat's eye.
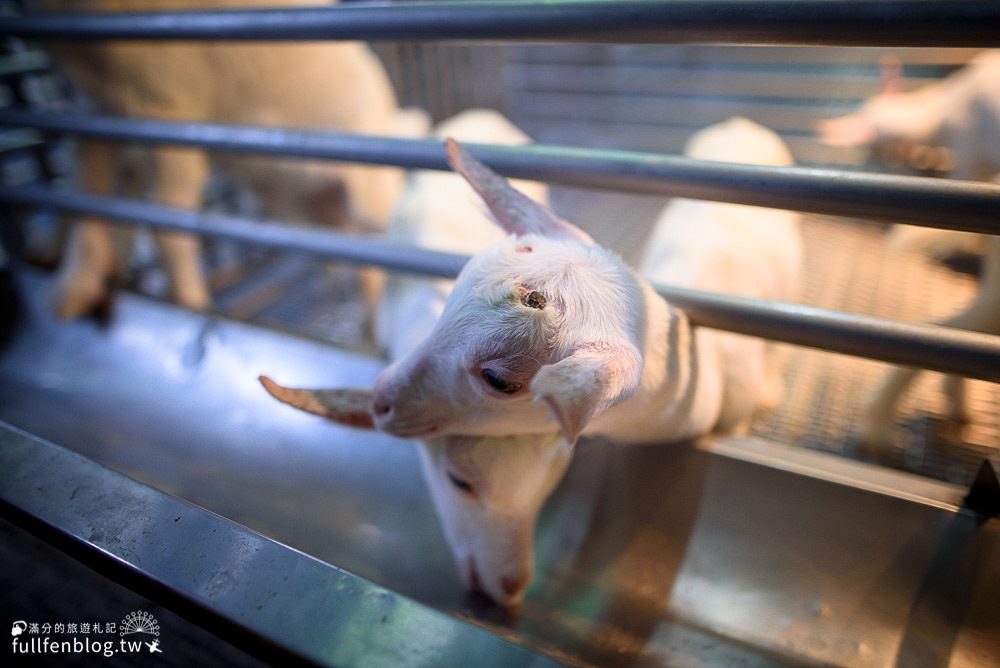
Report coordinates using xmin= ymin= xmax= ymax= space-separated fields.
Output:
xmin=481 ymin=368 xmax=522 ymax=394
xmin=447 ymin=471 xmax=474 ymax=494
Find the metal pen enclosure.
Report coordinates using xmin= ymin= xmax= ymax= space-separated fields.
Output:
xmin=0 ymin=2 xmax=998 ymax=667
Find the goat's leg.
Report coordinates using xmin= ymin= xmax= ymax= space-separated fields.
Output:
xmin=333 ymin=163 xmax=404 ymax=336
xmin=53 ymin=140 xmax=122 ymax=319
xmin=941 ymin=374 xmax=970 ymax=424
xmin=336 ymin=163 xmax=402 ymax=235
xmin=757 ymin=342 xmax=790 ymax=415
xmin=149 ymin=146 xmax=211 ymax=310
xmin=860 ymin=366 xmax=921 ymax=450
xmin=936 ymin=237 xmax=1000 ymax=426
xmin=861 ymin=237 xmax=1000 ymax=448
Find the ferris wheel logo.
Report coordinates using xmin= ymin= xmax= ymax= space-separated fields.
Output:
xmin=119 ymin=611 xmax=160 ymax=638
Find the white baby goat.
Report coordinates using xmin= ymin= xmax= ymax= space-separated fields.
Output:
xmin=818 ymin=52 xmax=1000 ymax=446
xmin=361 ymin=118 xmax=801 ymax=445
xmin=638 ymin=117 xmax=802 ymax=435
xmin=34 ymin=0 xmax=421 ymax=320
xmin=272 ymin=117 xmax=801 ymax=459
xmin=263 ymin=110 xmax=571 ymax=607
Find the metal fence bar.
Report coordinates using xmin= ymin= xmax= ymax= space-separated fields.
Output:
xmin=2 ymin=109 xmax=998 ymax=234
xmin=654 ymin=284 xmax=1000 ymax=383
xmin=1 ymin=1 xmax=997 ymax=46
xmin=0 ymin=51 xmax=50 ymax=78
xmin=3 ymin=183 xmax=998 ymax=382
xmin=0 ymin=128 xmax=44 ymax=155
xmin=0 ymin=183 xmax=466 ymax=279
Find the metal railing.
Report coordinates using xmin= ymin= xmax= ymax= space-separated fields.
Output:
xmin=3 ymin=183 xmax=999 ymax=383
xmin=2 ymin=109 xmax=999 ymax=234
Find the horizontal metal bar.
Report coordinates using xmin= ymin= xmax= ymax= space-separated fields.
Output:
xmin=0 ymin=183 xmax=467 ymax=279
xmin=0 ymin=128 xmax=45 ymax=154
xmin=3 ymin=1 xmax=998 ymax=46
xmin=0 ymin=421 xmax=559 ymax=667
xmin=0 ymin=50 xmax=50 ymax=78
xmin=707 ymin=436 xmax=965 ymax=512
xmin=3 ymin=183 xmax=998 ymax=382
xmin=2 ymin=109 xmax=999 ymax=234
xmin=653 ymin=283 xmax=1000 ymax=383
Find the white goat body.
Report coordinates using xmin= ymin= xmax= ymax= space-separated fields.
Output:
xmin=265 ymin=110 xmax=568 ymax=607
xmin=366 ymin=118 xmax=801 ymax=447
xmin=637 ymin=117 xmax=802 ymax=436
xmin=34 ymin=0 xmax=421 ymax=319
xmin=818 ymin=53 xmax=1000 ymax=446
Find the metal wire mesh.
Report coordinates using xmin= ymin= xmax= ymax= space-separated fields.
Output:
xmin=755 ymin=217 xmax=998 ymax=483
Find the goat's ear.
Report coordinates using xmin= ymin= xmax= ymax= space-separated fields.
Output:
xmin=444 ymin=137 xmax=593 ymax=243
xmin=529 ymin=344 xmax=642 ymax=444
xmin=259 ymin=376 xmax=375 ymax=429
xmin=815 ymin=115 xmax=876 ymax=148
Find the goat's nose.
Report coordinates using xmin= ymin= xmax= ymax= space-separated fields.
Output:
xmin=372 ymin=396 xmax=391 ymax=417
xmin=372 ymin=375 xmax=395 ymax=418
xmin=371 ymin=383 xmax=393 ymax=417
xmin=500 ymin=574 xmax=530 ymax=599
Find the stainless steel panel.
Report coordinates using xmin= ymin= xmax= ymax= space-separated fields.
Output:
xmin=0 ymin=421 xmax=561 ymax=667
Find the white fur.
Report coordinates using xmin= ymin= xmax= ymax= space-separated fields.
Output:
xmin=36 ymin=0 xmax=426 ymax=319
xmin=372 ymin=118 xmax=802 ymax=446
xmin=375 ymin=110 xmax=546 ymax=360
xmin=638 ymin=117 xmax=802 ymax=436
xmin=378 ymin=110 xmax=569 ymax=606
xmin=818 ymin=53 xmax=1000 ymax=446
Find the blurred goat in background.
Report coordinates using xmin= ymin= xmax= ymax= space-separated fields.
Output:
xmin=30 ymin=0 xmax=426 ymax=324
xmin=818 ymin=51 xmax=1000 ymax=447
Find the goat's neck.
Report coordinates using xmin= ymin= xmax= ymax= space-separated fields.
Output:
xmin=588 ymin=282 xmax=722 ymax=443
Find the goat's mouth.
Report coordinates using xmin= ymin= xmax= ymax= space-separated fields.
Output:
xmin=462 ymin=555 xmax=525 ymax=608
xmin=375 ymin=418 xmax=442 ymax=438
